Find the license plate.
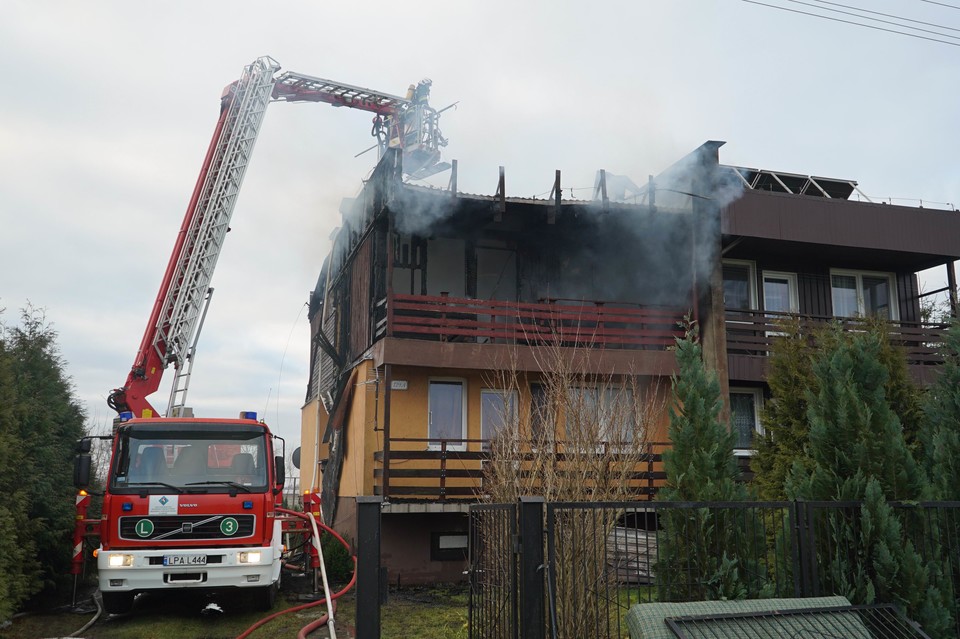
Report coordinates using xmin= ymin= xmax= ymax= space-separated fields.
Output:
xmin=163 ymin=554 xmax=207 ymax=566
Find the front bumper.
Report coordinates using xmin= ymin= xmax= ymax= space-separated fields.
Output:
xmin=97 ymin=545 xmax=280 ymax=593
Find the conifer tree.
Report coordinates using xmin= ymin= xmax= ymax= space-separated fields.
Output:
xmin=785 ymin=327 xmax=926 ymax=501
xmin=657 ymin=323 xmax=763 ymax=601
xmin=755 ymin=319 xmax=922 ymax=500
xmin=0 ymin=319 xmax=38 ymax=620
xmin=752 ymin=317 xmax=817 ymax=500
xmin=787 ymin=329 xmax=950 ymax=636
xmin=0 ymin=307 xmax=87 ymax=616
xmin=920 ymin=318 xmax=960 ymax=499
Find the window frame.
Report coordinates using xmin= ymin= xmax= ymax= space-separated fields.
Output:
xmin=729 ymin=387 xmax=764 ymax=456
xmin=722 ymin=259 xmax=758 ymax=311
xmin=829 ymin=268 xmax=899 ymax=320
xmin=430 ymin=531 xmax=469 ymax=561
xmin=565 ymin=384 xmax=640 ymax=450
xmin=761 ymin=270 xmax=799 ymax=314
xmin=427 ymin=378 xmax=468 ymax=452
xmin=480 ymin=388 xmax=519 ymax=450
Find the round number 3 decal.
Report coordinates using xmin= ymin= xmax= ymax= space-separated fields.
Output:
xmin=220 ymin=517 xmax=239 ymax=536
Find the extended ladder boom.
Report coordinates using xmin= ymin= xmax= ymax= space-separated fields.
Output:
xmin=108 ymin=57 xmax=280 ymax=418
xmin=108 ymin=57 xmax=451 ymax=418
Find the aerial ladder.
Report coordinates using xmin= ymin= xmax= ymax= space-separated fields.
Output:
xmin=107 ymin=56 xmax=451 ymax=418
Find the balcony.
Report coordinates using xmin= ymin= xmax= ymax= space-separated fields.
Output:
xmin=383 ymin=293 xmax=685 ymax=349
xmin=725 ymin=309 xmax=949 ymax=383
xmin=373 ymin=439 xmax=670 ymax=502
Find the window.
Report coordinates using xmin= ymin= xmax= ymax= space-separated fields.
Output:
xmin=481 ymin=389 xmax=518 ymax=449
xmin=830 ymin=270 xmax=897 ymax=320
xmin=723 ymin=260 xmax=757 ymax=310
xmin=431 ymin=532 xmax=469 ymax=561
xmin=111 ymin=426 xmax=268 ymax=493
xmin=730 ymin=388 xmax=763 ymax=453
xmin=428 ymin=380 xmax=466 ymax=451
xmin=762 ymin=271 xmax=798 ymax=314
xmin=566 ymin=386 xmax=639 ymax=447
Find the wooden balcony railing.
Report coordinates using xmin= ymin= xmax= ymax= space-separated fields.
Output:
xmin=373 ymin=438 xmax=670 ymax=502
xmin=384 ymin=294 xmax=685 ymax=349
xmin=725 ymin=309 xmax=949 ymax=366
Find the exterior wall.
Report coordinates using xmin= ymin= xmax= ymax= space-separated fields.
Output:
xmin=385 ymin=365 xmax=673 ymax=447
xmin=381 ymin=512 xmax=469 ymax=585
xmin=299 ymin=398 xmax=325 ymax=493
xmin=724 ymin=189 xmax=960 ymax=259
xmin=336 ymin=359 xmax=378 ymax=498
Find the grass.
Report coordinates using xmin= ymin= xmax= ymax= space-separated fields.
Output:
xmin=0 ymin=583 xmax=469 ymax=639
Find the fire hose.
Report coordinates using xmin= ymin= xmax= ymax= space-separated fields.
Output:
xmin=234 ymin=508 xmax=356 ymax=639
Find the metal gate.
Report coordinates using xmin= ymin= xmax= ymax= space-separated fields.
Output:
xmin=468 ymin=503 xmax=518 ymax=639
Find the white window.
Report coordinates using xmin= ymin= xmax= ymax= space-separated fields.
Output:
xmin=481 ymin=389 xmax=518 ymax=449
xmin=428 ymin=379 xmax=467 ymax=451
xmin=729 ymin=388 xmax=763 ymax=453
xmin=566 ymin=386 xmax=639 ymax=447
xmin=723 ymin=260 xmax=757 ymax=310
xmin=762 ymin=271 xmax=798 ymax=314
xmin=830 ymin=270 xmax=898 ymax=320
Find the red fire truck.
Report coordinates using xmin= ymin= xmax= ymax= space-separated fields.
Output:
xmin=72 ymin=56 xmax=450 ymax=615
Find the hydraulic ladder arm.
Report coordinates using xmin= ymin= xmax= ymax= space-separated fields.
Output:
xmin=108 ymin=58 xmax=451 ymax=418
xmin=108 ymin=56 xmax=281 ymax=418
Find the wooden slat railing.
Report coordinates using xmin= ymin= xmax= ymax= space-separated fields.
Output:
xmin=725 ymin=310 xmax=950 ymax=366
xmin=384 ymin=293 xmax=685 ymax=349
xmin=374 ymin=438 xmax=670 ymax=502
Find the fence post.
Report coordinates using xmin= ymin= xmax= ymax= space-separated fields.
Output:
xmin=356 ymin=496 xmax=383 ymax=639
xmin=518 ymin=496 xmax=545 ymax=639
xmin=791 ymin=500 xmax=815 ymax=598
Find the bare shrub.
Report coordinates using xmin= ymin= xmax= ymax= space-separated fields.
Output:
xmin=480 ymin=339 xmax=668 ymax=637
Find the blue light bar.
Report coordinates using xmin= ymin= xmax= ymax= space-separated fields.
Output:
xmin=119 ymin=411 xmax=134 ymax=422
xmin=239 ymin=411 xmax=257 ymax=421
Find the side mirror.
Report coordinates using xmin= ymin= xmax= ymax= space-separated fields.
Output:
xmin=76 ymin=438 xmax=92 ymax=454
xmin=274 ymin=456 xmax=285 ymax=487
xmin=74 ymin=454 xmax=92 ymax=488
xmin=292 ymin=447 xmax=301 ymax=470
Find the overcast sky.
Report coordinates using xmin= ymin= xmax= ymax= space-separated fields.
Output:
xmin=3 ymin=1 xmax=958 ymax=463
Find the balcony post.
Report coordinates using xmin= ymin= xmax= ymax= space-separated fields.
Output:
xmin=386 ymin=205 xmax=395 ymax=338
xmin=439 ymin=440 xmax=447 ymax=502
xmin=948 ymin=260 xmax=958 ymax=318
xmin=382 ymin=364 xmax=392 ymax=499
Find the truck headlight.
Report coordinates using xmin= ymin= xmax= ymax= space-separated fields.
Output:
xmin=238 ymin=551 xmax=261 ymax=564
xmin=108 ymin=554 xmax=134 ymax=567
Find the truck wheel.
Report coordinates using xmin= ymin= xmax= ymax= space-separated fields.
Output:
xmin=101 ymin=591 xmax=135 ymax=614
xmin=253 ymin=581 xmax=279 ymax=611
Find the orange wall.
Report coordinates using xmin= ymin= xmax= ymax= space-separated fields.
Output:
xmin=299 ymin=398 xmax=328 ymax=493
xmin=307 ymin=360 xmax=674 ymax=498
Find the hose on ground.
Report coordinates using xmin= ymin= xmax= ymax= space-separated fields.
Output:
xmin=234 ymin=508 xmax=356 ymax=639
xmin=68 ymin=592 xmax=103 ymax=637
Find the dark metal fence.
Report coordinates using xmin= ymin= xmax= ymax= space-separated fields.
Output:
xmin=468 ymin=503 xmax=518 ymax=639
xmin=467 ymin=500 xmax=960 ymax=639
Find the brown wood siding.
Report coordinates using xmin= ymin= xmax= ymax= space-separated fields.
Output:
xmin=724 ymin=190 xmax=960 ymax=263
xmin=349 ymin=237 xmax=372 ymax=359
xmin=897 ymin=271 xmax=920 ymax=322
xmin=320 ymin=308 xmax=338 ymax=398
xmin=727 ymin=354 xmax=768 ymax=383
xmin=798 ymin=269 xmax=831 ymax=316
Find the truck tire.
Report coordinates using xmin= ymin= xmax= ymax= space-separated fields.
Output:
xmin=101 ymin=591 xmax=135 ymax=614
xmin=253 ymin=581 xmax=279 ymax=611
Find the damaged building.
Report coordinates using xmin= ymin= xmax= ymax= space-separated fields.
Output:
xmin=301 ymin=141 xmax=960 ymax=584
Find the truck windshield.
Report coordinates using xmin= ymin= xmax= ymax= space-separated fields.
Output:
xmin=111 ymin=428 xmax=268 ymax=494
